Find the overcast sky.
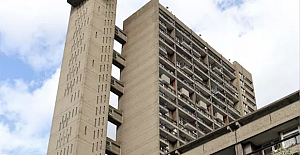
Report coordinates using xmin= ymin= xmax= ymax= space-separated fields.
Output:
xmin=0 ymin=0 xmax=299 ymax=154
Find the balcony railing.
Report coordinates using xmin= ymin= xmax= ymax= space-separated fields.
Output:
xmin=108 ymin=105 xmax=122 ymax=127
xmin=245 ymin=132 xmax=300 ymax=155
xmin=159 ymin=91 xmax=176 ymax=104
xmin=228 ymin=105 xmax=241 ymax=115
xmin=179 ymin=124 xmax=197 ymax=138
xmin=159 ymin=63 xmax=175 ymax=76
xmin=160 ymin=123 xmax=178 ymax=137
xmin=106 ymin=137 xmax=121 ymax=155
xmin=159 ymin=80 xmax=176 ymax=95
xmin=115 ymin=26 xmax=127 ymax=45
xmin=111 ymin=76 xmax=124 ymax=96
xmin=197 ymin=116 xmax=213 ymax=129
xmin=214 ymin=119 xmax=225 ymax=127
xmin=159 ymin=53 xmax=175 ymax=66
xmin=112 ymin=50 xmax=125 ymax=69
xmin=159 ymin=112 xmax=177 ymax=126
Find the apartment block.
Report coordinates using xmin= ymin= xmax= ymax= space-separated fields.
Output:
xmin=47 ymin=0 xmax=257 ymax=155
xmin=168 ymin=91 xmax=300 ymax=155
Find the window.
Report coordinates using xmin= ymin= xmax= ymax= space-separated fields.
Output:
xmin=244 ymin=111 xmax=248 ymax=115
xmin=281 ymin=127 xmax=300 ymax=148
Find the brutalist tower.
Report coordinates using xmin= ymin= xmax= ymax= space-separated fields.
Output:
xmin=47 ymin=0 xmax=257 ymax=155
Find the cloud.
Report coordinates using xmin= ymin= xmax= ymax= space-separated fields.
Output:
xmin=0 ymin=0 xmax=70 ymax=71
xmin=0 ymin=69 xmax=60 ymax=155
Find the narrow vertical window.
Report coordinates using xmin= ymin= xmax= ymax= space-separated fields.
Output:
xmin=84 ymin=126 xmax=87 ymax=135
xmin=92 ymin=143 xmax=94 ymax=152
xmin=95 ymin=32 xmax=97 ymax=38
xmin=92 ymin=60 xmax=94 ymax=67
xmin=98 ymin=6 xmax=100 ymax=12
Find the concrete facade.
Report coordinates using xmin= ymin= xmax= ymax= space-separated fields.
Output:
xmin=47 ymin=0 xmax=258 ymax=154
xmin=168 ymin=91 xmax=300 ymax=155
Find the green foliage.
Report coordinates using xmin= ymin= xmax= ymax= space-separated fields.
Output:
xmin=271 ymin=148 xmax=293 ymax=155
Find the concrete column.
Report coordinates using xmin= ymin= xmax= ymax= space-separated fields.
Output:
xmin=235 ymin=143 xmax=244 ymax=155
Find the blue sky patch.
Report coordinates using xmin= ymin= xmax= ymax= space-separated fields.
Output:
xmin=216 ymin=0 xmax=244 ymax=11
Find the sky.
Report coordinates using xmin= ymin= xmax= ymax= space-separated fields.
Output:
xmin=0 ymin=0 xmax=299 ymax=154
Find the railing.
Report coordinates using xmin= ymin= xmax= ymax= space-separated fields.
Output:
xmin=159 ymin=36 xmax=174 ymax=50
xmin=108 ymin=106 xmax=122 ymax=124
xmin=214 ymin=119 xmax=224 ymax=127
xmin=160 ymin=29 xmax=174 ymax=41
xmin=179 ymin=135 xmax=191 ymax=143
xmin=228 ymin=105 xmax=241 ymax=115
xmin=106 ymin=138 xmax=121 ymax=155
xmin=160 ymin=123 xmax=178 ymax=137
xmin=196 ymin=107 xmax=212 ymax=119
xmin=159 ymin=53 xmax=175 ymax=66
xmin=159 ymin=91 xmax=176 ymax=104
xmin=176 ymin=48 xmax=193 ymax=61
xmin=159 ymin=112 xmax=177 ymax=125
xmin=159 ymin=80 xmax=176 ymax=95
xmin=177 ymin=75 xmax=193 ymax=88
xmin=178 ymin=104 xmax=196 ymax=119
xmin=179 ymin=124 xmax=197 ymax=138
xmin=115 ymin=26 xmax=126 ymax=36
xmin=159 ymin=63 xmax=175 ymax=76
xmin=159 ymin=13 xmax=174 ymax=26
xmin=195 ymin=88 xmax=211 ymax=102
xmin=197 ymin=116 xmax=213 ymax=129
xmin=245 ymin=132 xmax=300 ymax=155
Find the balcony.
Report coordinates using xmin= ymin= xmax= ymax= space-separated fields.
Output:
xmin=159 ymin=36 xmax=175 ymax=55
xmin=106 ymin=137 xmax=121 ymax=155
xmin=160 ymin=123 xmax=178 ymax=142
xmin=225 ymin=81 xmax=238 ymax=93
xmin=111 ymin=76 xmax=124 ymax=96
xmin=113 ymin=50 xmax=125 ymax=69
xmin=194 ymin=59 xmax=209 ymax=74
xmin=159 ymin=63 xmax=175 ymax=80
xmin=197 ymin=116 xmax=213 ymax=131
xmin=213 ymin=67 xmax=222 ymax=75
xmin=159 ymin=14 xmax=174 ymax=29
xmin=159 ymin=91 xmax=176 ymax=107
xmin=179 ymin=88 xmax=189 ymax=98
xmin=178 ymin=94 xmax=195 ymax=110
xmin=222 ymin=66 xmax=235 ymax=80
xmin=67 ymin=0 xmax=84 ymax=7
xmin=114 ymin=26 xmax=127 ymax=45
xmin=161 ymin=74 xmax=170 ymax=85
xmin=159 ymin=80 xmax=176 ymax=99
xmin=181 ymin=41 xmax=191 ymax=51
xmin=108 ymin=105 xmax=122 ymax=127
xmin=245 ymin=132 xmax=300 ymax=155
xmin=159 ymin=20 xmax=167 ymax=30
xmin=159 ymin=29 xmax=174 ymax=45
xmin=227 ymin=105 xmax=241 ymax=118
xmin=179 ymin=124 xmax=197 ymax=140
xmin=214 ymin=112 xmax=223 ymax=122
xmin=178 ymin=104 xmax=197 ymax=121
xmin=159 ymin=112 xmax=177 ymax=127
xmin=214 ymin=119 xmax=225 ymax=128
xmin=197 ymin=101 xmax=207 ymax=110
xmin=195 ymin=88 xmax=211 ymax=105
xmin=194 ymin=77 xmax=210 ymax=95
